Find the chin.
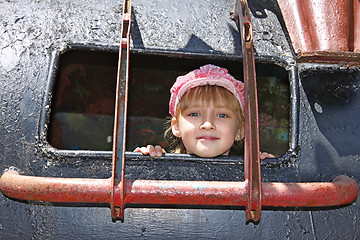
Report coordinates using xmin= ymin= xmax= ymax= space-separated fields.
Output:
xmin=194 ymin=151 xmax=222 ymax=158
xmin=193 ymin=148 xmax=230 ymax=158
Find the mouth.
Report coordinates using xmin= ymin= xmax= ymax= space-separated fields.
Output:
xmin=196 ymin=136 xmax=220 ymax=141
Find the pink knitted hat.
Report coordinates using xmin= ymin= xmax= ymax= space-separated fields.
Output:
xmin=169 ymin=64 xmax=245 ymax=116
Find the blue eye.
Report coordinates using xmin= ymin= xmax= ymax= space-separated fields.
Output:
xmin=217 ymin=113 xmax=228 ymax=118
xmin=189 ymin=112 xmax=200 ymax=117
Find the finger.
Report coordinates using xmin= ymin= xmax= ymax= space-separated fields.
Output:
xmin=142 ymin=146 xmax=151 ymax=155
xmin=147 ymin=145 xmax=156 ymax=157
xmin=134 ymin=146 xmax=150 ymax=155
xmin=154 ymin=145 xmax=163 ymax=157
xmin=259 ymin=152 xmax=267 ymax=160
xmin=259 ymin=152 xmax=275 ymax=160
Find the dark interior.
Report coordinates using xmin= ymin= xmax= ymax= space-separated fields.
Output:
xmin=48 ymin=49 xmax=290 ymax=157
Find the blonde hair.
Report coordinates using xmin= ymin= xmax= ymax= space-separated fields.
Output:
xmin=164 ymin=85 xmax=245 ymax=155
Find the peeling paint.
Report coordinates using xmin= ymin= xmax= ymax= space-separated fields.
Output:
xmin=0 ymin=0 xmax=359 ymax=239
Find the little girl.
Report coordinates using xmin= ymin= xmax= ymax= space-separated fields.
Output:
xmin=134 ymin=64 xmax=273 ymax=159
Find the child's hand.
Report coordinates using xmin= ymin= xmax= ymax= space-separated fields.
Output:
xmin=260 ymin=151 xmax=275 ymax=160
xmin=134 ymin=145 xmax=165 ymax=157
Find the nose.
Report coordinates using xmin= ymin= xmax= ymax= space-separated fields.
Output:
xmin=200 ymin=120 xmax=215 ymax=130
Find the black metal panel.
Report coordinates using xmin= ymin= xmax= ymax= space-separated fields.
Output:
xmin=0 ymin=0 xmax=359 ymax=239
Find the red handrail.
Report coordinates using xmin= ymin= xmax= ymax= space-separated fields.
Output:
xmin=1 ymin=171 xmax=358 ymax=209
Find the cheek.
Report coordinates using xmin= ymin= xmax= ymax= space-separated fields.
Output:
xmin=228 ymin=120 xmax=240 ymax=133
xmin=179 ymin=124 xmax=195 ymax=138
xmin=178 ymin=118 xmax=196 ymax=132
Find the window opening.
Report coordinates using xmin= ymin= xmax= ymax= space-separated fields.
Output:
xmin=47 ymin=49 xmax=290 ymax=157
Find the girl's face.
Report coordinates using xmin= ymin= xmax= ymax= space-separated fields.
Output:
xmin=171 ymin=101 xmax=242 ymax=157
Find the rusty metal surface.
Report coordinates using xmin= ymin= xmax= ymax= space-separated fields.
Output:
xmin=233 ymin=0 xmax=261 ymax=223
xmin=278 ymin=0 xmax=360 ymax=59
xmin=111 ymin=0 xmax=132 ymax=221
xmin=0 ymin=171 xmax=111 ymax=203
xmin=355 ymin=0 xmax=360 ymax=52
xmin=0 ymin=0 xmax=358 ymax=226
xmin=1 ymin=171 xmax=358 ymax=209
xmin=127 ymin=176 xmax=358 ymax=207
xmin=262 ymin=175 xmax=359 ymax=207
xmin=0 ymin=0 xmax=359 ymax=238
xmin=296 ymin=51 xmax=360 ymax=66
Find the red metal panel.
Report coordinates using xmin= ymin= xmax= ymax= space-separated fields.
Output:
xmin=278 ymin=0 xmax=360 ymax=61
xmin=277 ymin=0 xmax=313 ymax=53
xmin=302 ymin=0 xmax=349 ymax=52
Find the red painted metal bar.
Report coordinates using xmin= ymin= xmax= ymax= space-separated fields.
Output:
xmin=355 ymin=0 xmax=360 ymax=52
xmin=1 ymin=171 xmax=358 ymax=208
xmin=126 ymin=176 xmax=358 ymax=207
xmin=233 ymin=0 xmax=261 ymax=223
xmin=0 ymin=171 xmax=111 ymax=203
xmin=111 ymin=0 xmax=132 ymax=222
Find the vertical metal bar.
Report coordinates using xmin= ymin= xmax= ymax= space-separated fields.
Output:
xmin=111 ymin=0 xmax=132 ymax=222
xmin=233 ymin=0 xmax=261 ymax=223
xmin=354 ymin=0 xmax=360 ymax=52
xmin=289 ymin=66 xmax=299 ymax=153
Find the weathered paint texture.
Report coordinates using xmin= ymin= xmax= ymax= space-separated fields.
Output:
xmin=0 ymin=0 xmax=359 ymax=239
xmin=278 ymin=0 xmax=360 ymax=54
xmin=1 ymin=170 xmax=358 ymax=208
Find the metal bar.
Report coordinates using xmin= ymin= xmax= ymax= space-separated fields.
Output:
xmin=295 ymin=51 xmax=360 ymax=66
xmin=0 ymin=171 xmax=111 ymax=203
xmin=1 ymin=171 xmax=358 ymax=208
xmin=111 ymin=0 xmax=132 ymax=221
xmin=289 ymin=66 xmax=299 ymax=152
xmin=261 ymin=175 xmax=359 ymax=207
xmin=233 ymin=0 xmax=261 ymax=223
xmin=127 ymin=176 xmax=358 ymax=207
xmin=355 ymin=0 xmax=360 ymax=52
